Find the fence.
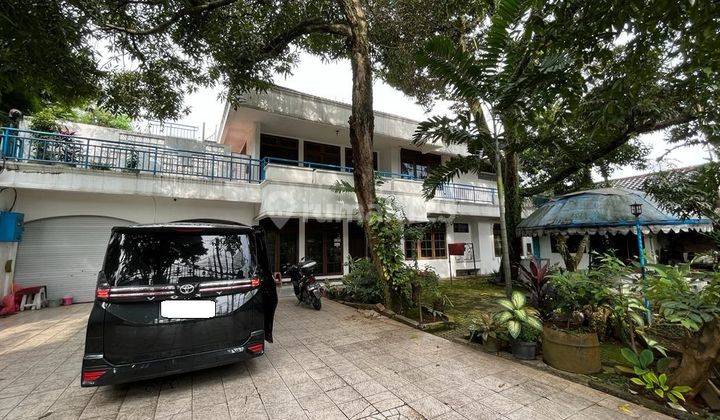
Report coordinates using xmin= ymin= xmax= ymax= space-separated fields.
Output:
xmin=0 ymin=127 xmax=262 ymax=183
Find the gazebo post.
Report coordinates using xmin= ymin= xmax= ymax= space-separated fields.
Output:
xmin=631 ymin=203 xmax=652 ymax=324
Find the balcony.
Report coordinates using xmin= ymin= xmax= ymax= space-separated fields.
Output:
xmin=1 ymin=128 xmax=261 ymax=183
xmin=257 ymin=158 xmax=499 ymax=221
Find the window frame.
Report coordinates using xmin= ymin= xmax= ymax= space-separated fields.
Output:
xmin=453 ymin=223 xmax=470 ymax=233
xmin=405 ymin=223 xmax=447 ymax=260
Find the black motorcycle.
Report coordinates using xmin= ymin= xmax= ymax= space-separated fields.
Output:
xmin=282 ymin=258 xmax=323 ymax=310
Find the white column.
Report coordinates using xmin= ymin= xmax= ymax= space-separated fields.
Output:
xmin=298 ymin=139 xmax=304 ymax=162
xmin=389 ymin=148 xmax=401 ymax=174
xmin=298 ymin=219 xmax=306 ymax=261
xmin=342 ymin=220 xmax=350 ymax=275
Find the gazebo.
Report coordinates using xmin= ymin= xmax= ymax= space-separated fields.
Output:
xmin=517 ymin=188 xmax=713 ymax=269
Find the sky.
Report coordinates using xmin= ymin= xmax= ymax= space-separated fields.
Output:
xmin=178 ymin=52 xmax=712 ymax=180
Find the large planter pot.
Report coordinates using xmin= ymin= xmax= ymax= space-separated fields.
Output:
xmin=542 ymin=325 xmax=601 ymax=374
xmin=511 ymin=340 xmax=537 ymax=360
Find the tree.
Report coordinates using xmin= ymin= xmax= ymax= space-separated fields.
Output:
xmin=64 ymin=0 xmax=485 ymax=306
xmin=413 ymin=0 xmax=720 ymax=275
xmin=0 ymin=0 xmax=100 ymax=118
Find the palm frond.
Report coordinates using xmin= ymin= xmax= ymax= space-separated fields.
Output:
xmin=417 ymin=37 xmax=490 ymax=102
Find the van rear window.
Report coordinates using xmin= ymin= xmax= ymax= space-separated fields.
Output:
xmin=103 ymin=231 xmax=256 ymax=287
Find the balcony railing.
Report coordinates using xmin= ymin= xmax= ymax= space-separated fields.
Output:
xmin=260 ymin=157 xmax=497 ymax=204
xmin=139 ymin=121 xmax=199 ymax=140
xmin=0 ymin=127 xmax=262 ymax=183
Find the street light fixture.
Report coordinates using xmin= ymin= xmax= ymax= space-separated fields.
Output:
xmin=630 ymin=202 xmax=651 ymax=323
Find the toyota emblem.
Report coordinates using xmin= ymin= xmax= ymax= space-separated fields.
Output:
xmin=178 ymin=284 xmax=196 ymax=295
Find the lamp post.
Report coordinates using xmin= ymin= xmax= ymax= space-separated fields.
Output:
xmin=630 ymin=202 xmax=651 ymax=323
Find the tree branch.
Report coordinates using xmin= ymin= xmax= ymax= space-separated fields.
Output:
xmin=522 ymin=113 xmax=698 ymax=197
xmin=103 ymin=0 xmax=242 ymax=35
xmin=255 ymin=19 xmax=351 ymax=60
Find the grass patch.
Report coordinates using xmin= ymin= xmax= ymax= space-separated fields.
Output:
xmin=423 ymin=276 xmax=506 ymax=335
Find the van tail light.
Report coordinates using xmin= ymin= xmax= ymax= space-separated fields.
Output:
xmin=247 ymin=343 xmax=264 ymax=354
xmin=96 ymin=287 xmax=110 ymax=300
xmin=251 ymin=277 xmax=261 ymax=287
xmin=82 ymin=368 xmax=107 ymax=383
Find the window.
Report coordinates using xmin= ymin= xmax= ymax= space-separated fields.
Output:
xmin=260 ymin=219 xmax=298 ymax=273
xmin=344 ymin=148 xmax=378 ymax=170
xmin=104 ymin=231 xmax=255 ymax=287
xmin=303 ymin=141 xmax=341 ymax=169
xmin=260 ymin=134 xmax=299 ymax=164
xmin=453 ymin=223 xmax=470 ymax=233
xmin=405 ymin=224 xmax=446 ymax=259
xmin=493 ymin=223 xmax=502 ymax=258
xmin=400 ymin=149 xmax=441 ymax=179
xmin=305 ymin=220 xmax=343 ymax=275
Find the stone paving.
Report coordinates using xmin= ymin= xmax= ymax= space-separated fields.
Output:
xmin=0 ymin=295 xmax=671 ymax=420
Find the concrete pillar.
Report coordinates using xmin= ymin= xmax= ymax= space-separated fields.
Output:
xmin=298 ymin=219 xmax=306 ymax=261
xmin=389 ymin=148 xmax=401 ymax=174
xmin=342 ymin=220 xmax=350 ymax=275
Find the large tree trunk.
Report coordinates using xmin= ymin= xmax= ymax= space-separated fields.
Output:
xmin=338 ymin=0 xmax=389 ymax=299
xmin=671 ymin=318 xmax=720 ymax=398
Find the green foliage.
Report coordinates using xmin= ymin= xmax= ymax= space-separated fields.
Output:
xmin=645 ymin=263 xmax=693 ymax=302
xmin=621 ymin=348 xmax=655 ymax=376
xmin=629 ymin=371 xmax=692 ymax=405
xmin=29 ymin=105 xmax=132 ymax=131
xmin=494 ymin=291 xmax=542 ymax=340
xmin=645 ymin=163 xmax=720 ymax=226
xmin=465 ymin=312 xmax=498 ymax=343
xmin=342 ymin=258 xmax=384 ymax=304
xmin=549 ymin=270 xmax=612 ymax=326
xmin=74 ymin=107 xmax=132 ymax=130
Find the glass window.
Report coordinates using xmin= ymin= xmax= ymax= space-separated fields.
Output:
xmin=260 ymin=134 xmax=299 ymax=164
xmin=400 ymin=149 xmax=441 ymax=179
xmin=261 ymin=219 xmax=298 ymax=273
xmin=305 ymin=220 xmax=343 ymax=275
xmin=104 ymin=230 xmax=255 ymax=287
xmin=304 ymin=141 xmax=341 ymax=169
xmin=405 ymin=223 xmax=446 ymax=259
xmin=493 ymin=223 xmax=502 ymax=258
xmin=453 ymin=223 xmax=470 ymax=233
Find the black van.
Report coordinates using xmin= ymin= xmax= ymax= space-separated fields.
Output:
xmin=81 ymin=223 xmax=277 ymax=387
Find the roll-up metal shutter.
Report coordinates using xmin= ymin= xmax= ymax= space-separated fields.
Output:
xmin=14 ymin=216 xmax=132 ymax=303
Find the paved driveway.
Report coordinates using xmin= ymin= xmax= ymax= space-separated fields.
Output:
xmin=0 ymin=296 xmax=669 ymax=420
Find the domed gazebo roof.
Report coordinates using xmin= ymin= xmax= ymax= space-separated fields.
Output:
xmin=517 ymin=188 xmax=713 ymax=237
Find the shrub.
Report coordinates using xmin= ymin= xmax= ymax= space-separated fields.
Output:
xmin=342 ymin=258 xmax=384 ymax=304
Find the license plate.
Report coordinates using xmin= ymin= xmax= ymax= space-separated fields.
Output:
xmin=160 ymin=300 xmax=215 ymax=319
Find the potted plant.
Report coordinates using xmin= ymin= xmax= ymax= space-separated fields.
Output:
xmin=124 ymin=148 xmax=140 ymax=173
xmin=495 ymin=291 xmax=542 ymax=360
xmin=467 ymin=313 xmax=501 ymax=352
xmin=542 ymin=263 xmax=614 ymax=374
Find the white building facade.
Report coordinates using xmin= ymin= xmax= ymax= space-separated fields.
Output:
xmin=0 ymin=87 xmax=522 ymax=303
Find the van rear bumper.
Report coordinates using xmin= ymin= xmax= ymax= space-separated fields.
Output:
xmin=81 ymin=330 xmax=265 ymax=387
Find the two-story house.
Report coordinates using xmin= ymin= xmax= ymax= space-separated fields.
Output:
xmin=0 ymin=86 xmax=516 ymax=303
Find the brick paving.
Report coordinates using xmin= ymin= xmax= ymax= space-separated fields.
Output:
xmin=0 ymin=295 xmax=670 ymax=419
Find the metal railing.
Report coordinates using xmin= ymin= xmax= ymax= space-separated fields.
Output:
xmin=0 ymin=127 xmax=262 ymax=183
xmin=260 ymin=157 xmax=497 ymax=204
xmin=140 ymin=121 xmax=199 ymax=140
xmin=436 ymin=183 xmax=496 ymax=204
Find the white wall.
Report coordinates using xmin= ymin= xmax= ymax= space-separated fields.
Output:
xmin=12 ymin=189 xmax=257 ymax=225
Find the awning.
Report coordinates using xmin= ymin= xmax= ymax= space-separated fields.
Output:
xmin=517 ymin=188 xmax=713 ymax=237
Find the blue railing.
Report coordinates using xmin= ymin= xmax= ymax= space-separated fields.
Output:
xmin=0 ymin=127 xmax=262 ymax=183
xmin=260 ymin=157 xmax=497 ymax=204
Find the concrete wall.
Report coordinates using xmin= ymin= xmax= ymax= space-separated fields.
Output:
xmin=12 ymin=189 xmax=257 ymax=225
xmin=0 ymin=243 xmax=18 ymax=297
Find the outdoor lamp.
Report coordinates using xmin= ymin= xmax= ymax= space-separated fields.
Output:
xmin=630 ymin=202 xmax=651 ymax=323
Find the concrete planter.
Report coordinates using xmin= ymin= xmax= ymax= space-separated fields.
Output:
xmin=511 ymin=340 xmax=537 ymax=360
xmin=542 ymin=325 xmax=601 ymax=374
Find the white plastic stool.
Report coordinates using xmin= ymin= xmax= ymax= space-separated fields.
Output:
xmin=19 ymin=288 xmax=46 ymax=311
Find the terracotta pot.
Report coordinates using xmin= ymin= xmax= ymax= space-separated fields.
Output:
xmin=542 ymin=325 xmax=601 ymax=374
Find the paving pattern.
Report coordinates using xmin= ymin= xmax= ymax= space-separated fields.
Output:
xmin=0 ymin=294 xmax=670 ymax=419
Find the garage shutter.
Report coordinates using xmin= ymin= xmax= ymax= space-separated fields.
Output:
xmin=14 ymin=216 xmax=132 ymax=303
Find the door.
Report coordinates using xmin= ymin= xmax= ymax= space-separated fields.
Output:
xmin=14 ymin=216 xmax=132 ymax=302
xmin=305 ymin=220 xmax=343 ymax=275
